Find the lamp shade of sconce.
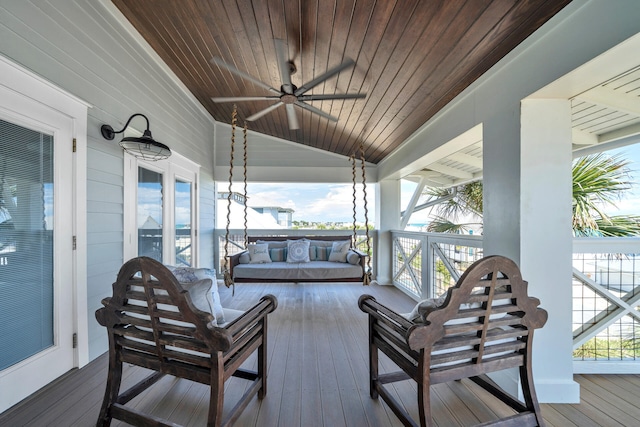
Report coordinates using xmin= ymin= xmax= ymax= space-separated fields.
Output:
xmin=101 ymin=113 xmax=171 ymax=161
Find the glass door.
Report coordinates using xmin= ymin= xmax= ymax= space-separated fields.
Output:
xmin=125 ymin=155 xmax=198 ymax=267
xmin=0 ymin=120 xmax=55 ymax=370
xmin=137 ymin=166 xmax=164 ymax=262
xmin=175 ymin=179 xmax=192 ymax=266
xmin=0 ymin=116 xmax=74 ymax=412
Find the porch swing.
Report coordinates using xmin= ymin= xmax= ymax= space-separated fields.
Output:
xmin=221 ymin=105 xmax=372 ymax=286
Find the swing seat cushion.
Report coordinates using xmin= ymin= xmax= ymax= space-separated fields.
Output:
xmin=233 ymin=260 xmax=363 ymax=281
xmin=230 ymin=236 xmax=367 ymax=283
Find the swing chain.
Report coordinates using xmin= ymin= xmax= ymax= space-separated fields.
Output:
xmin=359 ymin=141 xmax=372 ymax=286
xmin=243 ymin=121 xmax=248 ymax=249
xmin=350 ymin=154 xmax=358 ymax=247
xmin=223 ymin=105 xmax=237 ymax=290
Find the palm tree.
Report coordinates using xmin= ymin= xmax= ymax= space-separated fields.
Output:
xmin=424 ymin=181 xmax=483 ymax=233
xmin=424 ymin=152 xmax=640 ymax=236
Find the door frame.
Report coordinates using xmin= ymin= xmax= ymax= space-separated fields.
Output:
xmin=0 ymin=55 xmax=89 ymax=405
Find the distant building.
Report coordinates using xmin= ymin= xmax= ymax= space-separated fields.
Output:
xmin=217 ymin=192 xmax=289 ymax=229
xmin=251 ymin=206 xmax=294 ymax=228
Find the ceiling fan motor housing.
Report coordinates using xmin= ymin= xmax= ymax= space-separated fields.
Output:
xmin=281 ymin=93 xmax=297 ymax=104
xmin=288 ymin=61 xmax=297 ymax=75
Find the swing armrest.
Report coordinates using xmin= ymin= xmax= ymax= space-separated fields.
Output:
xmin=352 ymin=249 xmax=369 ymax=274
xmin=228 ymin=250 xmax=248 ymax=277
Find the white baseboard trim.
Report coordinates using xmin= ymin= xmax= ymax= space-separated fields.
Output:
xmin=488 ymin=370 xmax=580 ymax=404
xmin=535 ymin=379 xmax=581 ymax=403
xmin=574 ymin=361 xmax=640 ymax=374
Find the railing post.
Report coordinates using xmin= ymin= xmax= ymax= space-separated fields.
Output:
xmin=213 ymin=230 xmax=220 ymax=277
xmin=422 ymin=233 xmax=430 ymax=300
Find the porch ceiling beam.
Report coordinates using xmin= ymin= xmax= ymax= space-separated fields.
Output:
xmin=448 ymin=174 xmax=483 ymax=188
xmin=575 ymin=86 xmax=640 ymax=117
xmin=408 ymin=170 xmax=446 ymax=179
xmin=406 ymin=170 xmax=457 ymax=188
xmin=572 ymin=128 xmax=598 ymax=146
xmin=447 ymin=152 xmax=483 ymax=169
xmin=599 ymin=122 xmax=640 ymax=144
xmin=426 ymin=163 xmax=473 ymax=179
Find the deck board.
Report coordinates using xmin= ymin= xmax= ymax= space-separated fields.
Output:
xmin=1 ymin=281 xmax=639 ymax=427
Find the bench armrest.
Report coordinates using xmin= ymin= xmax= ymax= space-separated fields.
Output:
xmin=358 ymin=294 xmax=414 ymax=335
xmin=208 ymin=294 xmax=278 ymax=351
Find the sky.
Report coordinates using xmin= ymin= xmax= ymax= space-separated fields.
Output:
xmin=600 ymin=143 xmax=640 ymax=216
xmin=228 ymin=142 xmax=640 ymax=226
xmin=226 ymin=182 xmax=375 ymax=224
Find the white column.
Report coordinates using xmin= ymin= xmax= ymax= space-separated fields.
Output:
xmin=483 ymin=100 xmax=579 ymax=403
xmin=520 ymin=98 xmax=578 ymax=403
xmin=375 ymin=179 xmax=400 ymax=285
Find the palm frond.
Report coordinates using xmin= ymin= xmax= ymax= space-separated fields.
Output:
xmin=422 ymin=181 xmax=483 ymax=221
xmin=426 ymin=216 xmax=480 ymax=234
xmin=573 ymin=153 xmax=632 ymax=210
xmin=594 ymin=215 xmax=640 ymax=237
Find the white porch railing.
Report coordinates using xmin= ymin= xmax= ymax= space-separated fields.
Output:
xmin=213 ymin=228 xmax=376 ymax=277
xmin=572 ymin=238 xmax=640 ymax=373
xmin=390 ymin=231 xmax=483 ymax=300
xmin=390 ymin=231 xmax=640 ymax=373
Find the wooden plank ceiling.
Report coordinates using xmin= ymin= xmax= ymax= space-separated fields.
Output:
xmin=112 ymin=0 xmax=571 ymax=164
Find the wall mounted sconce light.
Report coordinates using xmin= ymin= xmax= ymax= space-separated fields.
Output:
xmin=101 ymin=113 xmax=171 ymax=161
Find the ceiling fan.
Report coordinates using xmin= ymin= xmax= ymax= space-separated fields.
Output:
xmin=211 ymin=39 xmax=366 ymax=130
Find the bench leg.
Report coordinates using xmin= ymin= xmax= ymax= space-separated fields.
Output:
xmin=368 ymin=317 xmax=379 ymax=399
xmin=520 ymin=361 xmax=545 ymax=426
xmin=417 ymin=359 xmax=433 ymax=427
xmin=97 ymin=347 xmax=123 ymax=427
xmin=258 ymin=318 xmax=268 ymax=399
xmin=208 ymin=356 xmax=225 ymax=427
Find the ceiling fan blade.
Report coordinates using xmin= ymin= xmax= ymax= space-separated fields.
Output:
xmin=211 ymin=96 xmax=280 ymax=103
xmin=211 ymin=56 xmax=281 ymax=95
xmin=246 ymin=102 xmax=284 ymax=121
xmin=294 ymin=58 xmax=355 ymax=96
xmin=285 ymin=104 xmax=299 ymax=130
xmin=294 ymin=101 xmax=338 ymax=122
xmin=297 ymin=93 xmax=366 ymax=101
xmin=274 ymin=39 xmax=294 ymax=94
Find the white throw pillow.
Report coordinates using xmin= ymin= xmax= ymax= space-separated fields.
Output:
xmin=287 ymin=239 xmax=311 ymax=263
xmin=346 ymin=250 xmax=361 ymax=265
xmin=328 ymin=240 xmax=350 ymax=262
xmin=238 ymin=252 xmax=250 ymax=264
xmin=165 ymin=265 xmax=225 ymax=324
xmin=247 ymin=243 xmax=272 ymax=264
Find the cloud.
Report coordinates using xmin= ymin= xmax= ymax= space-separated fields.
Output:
xmin=232 ymin=183 xmax=376 ymax=223
xmin=605 ymin=197 xmax=640 ymax=216
xmin=295 ymin=184 xmax=376 ymax=223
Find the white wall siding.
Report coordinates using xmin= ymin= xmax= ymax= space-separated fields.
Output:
xmin=0 ymin=0 xmax=216 ymax=360
xmin=214 ymin=123 xmax=378 ymax=183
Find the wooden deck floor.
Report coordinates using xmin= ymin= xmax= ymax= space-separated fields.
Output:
xmin=2 ymin=281 xmax=640 ymax=426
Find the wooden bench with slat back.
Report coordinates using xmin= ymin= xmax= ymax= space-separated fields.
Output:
xmin=358 ymin=255 xmax=548 ymax=427
xmin=95 ymin=256 xmax=277 ymax=427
